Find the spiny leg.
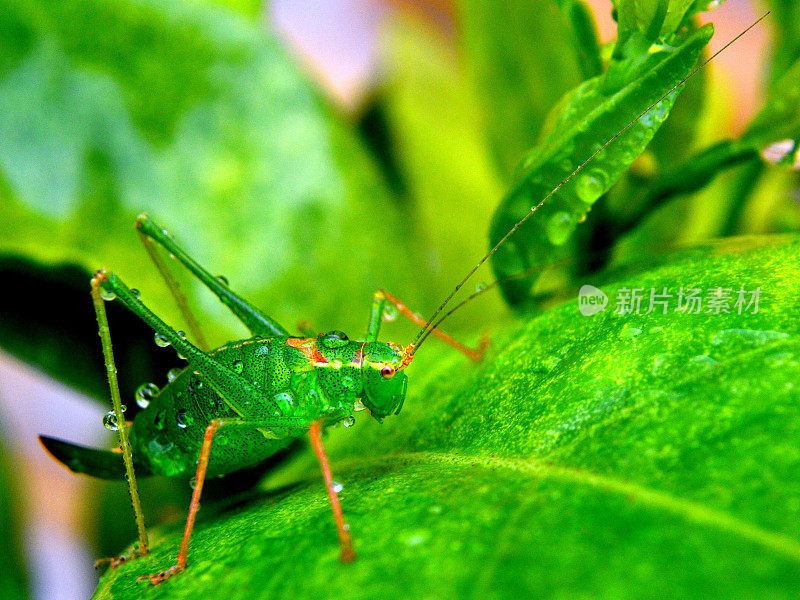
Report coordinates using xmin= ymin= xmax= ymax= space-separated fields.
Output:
xmin=138 ymin=229 xmax=209 ymax=351
xmin=366 ymin=290 xmax=488 ymax=361
xmin=139 ymin=418 xmax=310 ymax=585
xmin=136 ymin=213 xmax=289 ymax=337
xmin=309 ymin=420 xmax=355 ymax=563
xmin=90 ymin=273 xmax=149 ymax=564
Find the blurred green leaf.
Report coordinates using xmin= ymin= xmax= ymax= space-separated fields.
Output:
xmin=457 ymin=0 xmax=586 ymax=179
xmin=0 ymin=0 xmax=443 ymax=361
xmin=380 ymin=23 xmax=506 ymax=330
xmin=94 ymin=235 xmax=800 ymax=599
xmin=742 ymin=57 xmax=800 ymax=151
xmin=0 ymin=438 xmax=30 ymax=600
xmin=489 ymin=25 xmax=712 ymax=305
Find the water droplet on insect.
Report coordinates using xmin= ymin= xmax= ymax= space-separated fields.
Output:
xmin=342 ymin=415 xmax=355 ymax=428
xmin=321 ymin=331 xmax=349 ymax=349
xmin=135 ymin=383 xmax=159 ymax=408
xmin=167 ymin=368 xmax=182 ymax=382
xmin=189 ymin=477 xmax=197 ymax=489
xmin=272 ymin=392 xmax=294 ymax=411
xmin=576 ymin=171 xmax=605 ymax=205
xmin=216 ymin=275 xmax=229 ymax=286
xmin=382 ymin=305 xmax=398 ymax=322
xmin=130 ymin=288 xmax=141 ymax=300
xmin=618 ymin=326 xmax=642 ymax=339
xmin=102 ymin=411 xmax=119 ymax=431
xmin=176 ymin=410 xmax=192 ymax=429
xmin=154 ymin=333 xmax=170 ymax=348
xmin=331 ymin=481 xmax=344 ymax=493
xmin=546 ymin=212 xmax=576 ymax=246
xmin=100 ymin=288 xmax=116 ymax=301
xmin=232 ymin=359 xmax=244 ymax=374
xmin=176 ymin=330 xmax=187 ymax=341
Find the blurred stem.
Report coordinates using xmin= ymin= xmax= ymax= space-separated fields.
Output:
xmin=613 ymin=139 xmax=760 ymax=237
xmin=717 ymin=159 xmax=764 ymax=237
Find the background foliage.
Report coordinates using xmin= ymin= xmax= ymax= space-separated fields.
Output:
xmin=0 ymin=0 xmax=798 ymax=598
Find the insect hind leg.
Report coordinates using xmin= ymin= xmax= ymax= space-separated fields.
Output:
xmin=135 ymin=213 xmax=289 ymax=338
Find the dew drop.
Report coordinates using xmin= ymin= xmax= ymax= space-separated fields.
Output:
xmin=130 ymin=288 xmax=141 ymax=300
xmin=135 ymin=383 xmax=159 ymax=408
xmin=576 ymin=171 xmax=605 ymax=204
xmin=689 ymin=355 xmax=718 ymax=372
xmin=216 ymin=275 xmax=229 ymax=286
xmin=342 ymin=375 xmax=355 ymax=389
xmin=154 ymin=333 xmax=170 ymax=348
xmin=176 ymin=330 xmax=187 ymax=341
xmin=232 ymin=360 xmax=244 ymax=374
xmin=176 ymin=410 xmax=192 ymax=429
xmin=331 ymin=481 xmax=344 ymax=493
xmin=618 ymin=326 xmax=642 ymax=340
xmin=475 ymin=282 xmax=487 ymax=293
xmin=546 ymin=212 xmax=577 ymax=246
xmin=189 ymin=477 xmax=197 ymax=489
xmin=273 ymin=392 xmax=294 ymax=411
xmin=342 ymin=415 xmax=355 ymax=428
xmin=167 ymin=368 xmax=182 ymax=382
xmin=100 ymin=288 xmax=116 ymax=301
xmin=711 ymin=329 xmax=790 ymax=346
xmin=382 ymin=305 xmax=398 ymax=322
xmin=102 ymin=411 xmax=119 ymax=431
xmin=321 ymin=331 xmax=349 ymax=349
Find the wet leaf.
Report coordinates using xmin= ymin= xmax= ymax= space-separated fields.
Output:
xmin=489 ymin=25 xmax=713 ymax=305
xmin=94 ymin=235 xmax=800 ymax=599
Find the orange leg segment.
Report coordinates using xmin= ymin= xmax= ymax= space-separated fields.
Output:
xmin=309 ymin=420 xmax=355 ymax=562
xmin=138 ymin=419 xmax=222 ymax=585
xmin=378 ymin=290 xmax=489 ymax=362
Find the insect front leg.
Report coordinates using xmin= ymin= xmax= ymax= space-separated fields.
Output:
xmin=366 ymin=290 xmax=489 ymax=361
xmin=135 ymin=213 xmax=290 ymax=337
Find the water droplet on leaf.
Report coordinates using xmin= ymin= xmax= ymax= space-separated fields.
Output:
xmin=546 ymin=212 xmax=577 ymax=246
xmin=100 ymin=288 xmax=116 ymax=301
xmin=135 ymin=383 xmax=159 ymax=408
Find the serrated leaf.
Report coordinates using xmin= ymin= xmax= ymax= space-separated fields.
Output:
xmin=93 ymin=235 xmax=800 ymax=599
xmin=489 ymin=24 xmax=712 ymax=306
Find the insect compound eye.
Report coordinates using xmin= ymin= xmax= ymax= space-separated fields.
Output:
xmin=380 ymin=364 xmax=396 ymax=379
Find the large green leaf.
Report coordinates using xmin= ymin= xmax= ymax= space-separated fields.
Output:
xmin=93 ymin=235 xmax=800 ymax=598
xmin=489 ymin=25 xmax=713 ymax=305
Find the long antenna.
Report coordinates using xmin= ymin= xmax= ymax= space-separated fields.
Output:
xmin=409 ymin=11 xmax=770 ymax=355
